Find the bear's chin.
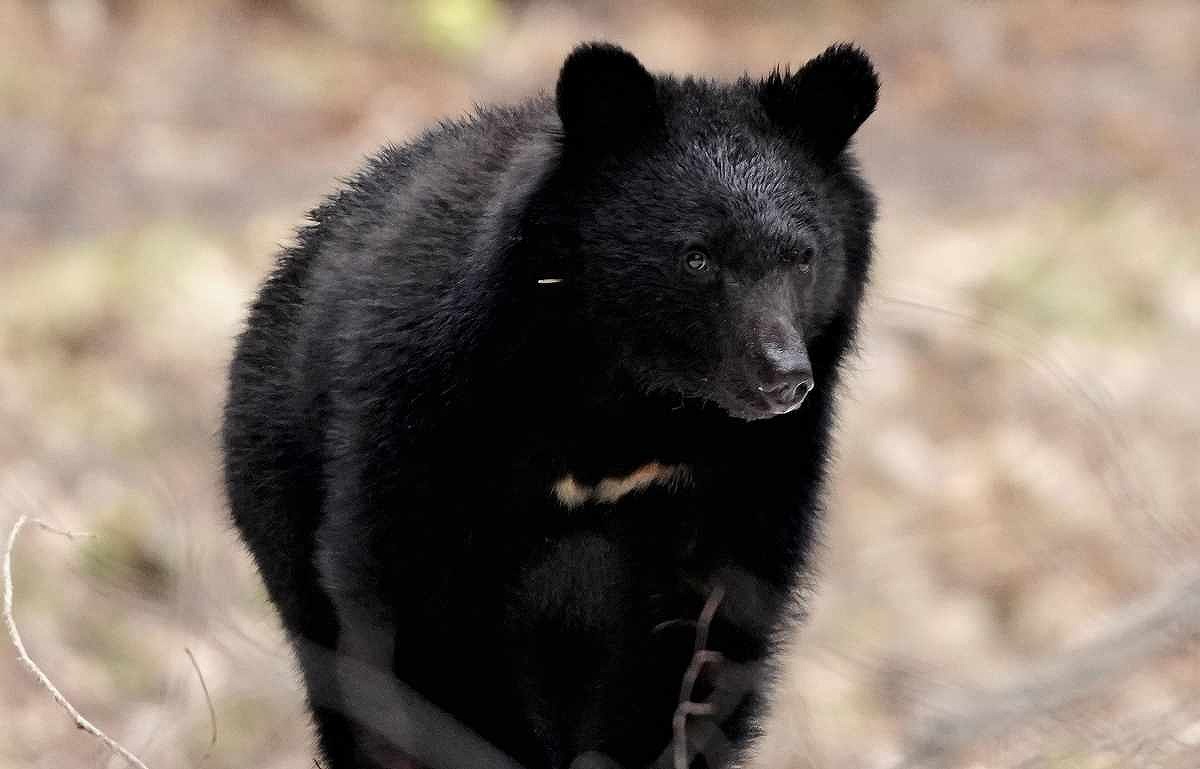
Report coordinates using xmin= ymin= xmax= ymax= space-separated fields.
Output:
xmin=726 ymin=404 xmax=802 ymax=422
xmin=710 ymin=391 xmax=806 ymax=422
xmin=640 ymin=383 xmax=802 ymax=422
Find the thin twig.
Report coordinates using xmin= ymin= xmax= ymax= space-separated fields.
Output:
xmin=673 ymin=584 xmax=727 ymax=769
xmin=3 ymin=514 xmax=152 ymax=769
xmin=185 ymin=647 xmax=218 ymax=759
xmin=693 ymin=585 xmax=725 ymax=656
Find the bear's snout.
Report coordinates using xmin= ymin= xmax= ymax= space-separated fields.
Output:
xmin=753 ymin=343 xmax=814 ymax=414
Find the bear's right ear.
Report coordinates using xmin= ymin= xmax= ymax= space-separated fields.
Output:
xmin=758 ymin=43 xmax=879 ymax=159
xmin=555 ymin=42 xmax=662 ymax=154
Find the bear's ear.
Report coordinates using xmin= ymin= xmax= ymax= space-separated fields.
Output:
xmin=758 ymin=43 xmax=879 ymax=159
xmin=555 ymin=42 xmax=661 ymax=154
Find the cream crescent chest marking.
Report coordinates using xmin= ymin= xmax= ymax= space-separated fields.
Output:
xmin=552 ymin=462 xmax=692 ymax=510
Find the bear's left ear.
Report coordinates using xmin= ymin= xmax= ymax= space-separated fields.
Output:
xmin=556 ymin=42 xmax=662 ymax=154
xmin=758 ymin=43 xmax=879 ymax=159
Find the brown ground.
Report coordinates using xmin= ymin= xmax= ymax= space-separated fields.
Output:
xmin=2 ymin=2 xmax=1198 ymax=768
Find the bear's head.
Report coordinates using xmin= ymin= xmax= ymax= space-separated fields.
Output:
xmin=533 ymin=42 xmax=878 ymax=421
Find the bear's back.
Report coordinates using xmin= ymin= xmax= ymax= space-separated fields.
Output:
xmin=310 ymin=98 xmax=555 ymax=285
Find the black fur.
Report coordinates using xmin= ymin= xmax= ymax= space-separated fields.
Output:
xmin=223 ymin=41 xmax=878 ymax=769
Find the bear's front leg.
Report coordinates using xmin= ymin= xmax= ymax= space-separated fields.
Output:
xmin=315 ymin=499 xmax=528 ymax=769
xmin=314 ymin=497 xmax=414 ymax=769
xmin=507 ymin=531 xmax=687 ymax=768
xmin=506 ymin=531 xmax=771 ymax=769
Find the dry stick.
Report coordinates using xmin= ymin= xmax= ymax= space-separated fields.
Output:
xmin=673 ymin=584 xmax=727 ymax=769
xmin=2 ymin=514 xmax=153 ymax=769
xmin=184 ymin=647 xmax=218 ymax=759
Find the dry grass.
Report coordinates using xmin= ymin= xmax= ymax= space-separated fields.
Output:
xmin=2 ymin=2 xmax=1198 ymax=768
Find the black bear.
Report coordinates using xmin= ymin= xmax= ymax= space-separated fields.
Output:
xmin=223 ymin=41 xmax=878 ymax=769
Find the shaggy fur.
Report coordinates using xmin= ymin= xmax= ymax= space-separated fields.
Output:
xmin=223 ymin=42 xmax=878 ymax=769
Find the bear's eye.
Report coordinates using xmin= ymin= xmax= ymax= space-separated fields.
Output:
xmin=785 ymin=246 xmax=815 ymax=271
xmin=684 ymin=250 xmax=711 ymax=274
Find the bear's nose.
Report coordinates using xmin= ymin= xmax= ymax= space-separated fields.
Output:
xmin=752 ymin=318 xmax=813 ymax=411
xmin=754 ymin=339 xmax=814 ymax=410
xmin=757 ymin=366 xmax=815 ymax=410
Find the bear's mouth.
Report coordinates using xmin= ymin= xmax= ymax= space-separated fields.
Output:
xmin=717 ymin=386 xmax=807 ymax=421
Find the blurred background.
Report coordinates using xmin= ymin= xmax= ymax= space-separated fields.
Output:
xmin=2 ymin=1 xmax=1198 ymax=767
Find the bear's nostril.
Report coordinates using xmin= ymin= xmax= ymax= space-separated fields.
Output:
xmin=758 ymin=372 xmax=815 ymax=408
xmin=795 ymin=376 xmax=815 ymax=403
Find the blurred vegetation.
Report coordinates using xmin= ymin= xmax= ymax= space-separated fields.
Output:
xmin=1 ymin=1 xmax=1198 ymax=768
